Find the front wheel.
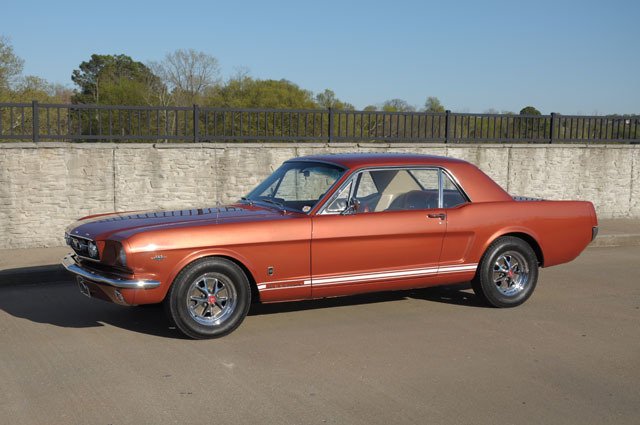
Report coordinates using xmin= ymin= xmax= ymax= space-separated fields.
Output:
xmin=471 ymin=236 xmax=539 ymax=308
xmin=165 ymin=257 xmax=251 ymax=339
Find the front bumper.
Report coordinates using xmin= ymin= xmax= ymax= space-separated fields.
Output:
xmin=62 ymin=254 xmax=160 ymax=290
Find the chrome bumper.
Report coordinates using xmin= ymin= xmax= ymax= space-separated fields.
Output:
xmin=62 ymin=254 xmax=160 ymax=290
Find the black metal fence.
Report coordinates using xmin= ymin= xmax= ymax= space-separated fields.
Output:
xmin=0 ymin=101 xmax=638 ymax=143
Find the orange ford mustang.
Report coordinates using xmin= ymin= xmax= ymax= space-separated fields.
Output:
xmin=62 ymin=153 xmax=598 ymax=339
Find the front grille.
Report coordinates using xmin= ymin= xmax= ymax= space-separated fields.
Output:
xmin=66 ymin=234 xmax=92 ymax=257
xmin=76 ymin=257 xmax=132 ymax=279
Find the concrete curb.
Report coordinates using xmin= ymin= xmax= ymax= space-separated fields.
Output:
xmin=0 ymin=234 xmax=637 ymax=287
xmin=589 ymin=234 xmax=640 ymax=248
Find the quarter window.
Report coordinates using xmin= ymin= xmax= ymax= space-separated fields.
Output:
xmin=442 ymin=172 xmax=467 ymax=208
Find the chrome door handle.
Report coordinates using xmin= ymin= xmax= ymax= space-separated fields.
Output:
xmin=427 ymin=213 xmax=446 ymax=220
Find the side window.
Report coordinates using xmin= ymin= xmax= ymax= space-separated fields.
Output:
xmin=381 ymin=168 xmax=438 ymax=211
xmin=442 ymin=172 xmax=467 ymax=208
xmin=353 ymin=171 xmax=381 ymax=212
xmin=321 ymin=167 xmax=466 ymax=215
xmin=410 ymin=169 xmax=439 ymax=192
xmin=362 ymin=169 xmax=435 ymax=212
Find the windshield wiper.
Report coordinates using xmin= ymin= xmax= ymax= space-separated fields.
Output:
xmin=258 ymin=198 xmax=285 ymax=209
xmin=239 ymin=197 xmax=254 ymax=205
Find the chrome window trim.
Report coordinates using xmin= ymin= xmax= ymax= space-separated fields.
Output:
xmin=284 ymin=158 xmax=348 ymax=171
xmin=317 ymin=165 xmax=471 ymax=215
xmin=438 ymin=168 xmax=444 ymax=208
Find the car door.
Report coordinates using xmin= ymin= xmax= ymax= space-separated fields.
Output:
xmin=310 ymin=167 xmax=447 ymax=298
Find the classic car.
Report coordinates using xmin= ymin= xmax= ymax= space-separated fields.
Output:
xmin=62 ymin=153 xmax=598 ymax=339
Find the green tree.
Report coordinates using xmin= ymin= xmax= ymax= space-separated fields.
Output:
xmin=71 ymin=54 xmax=160 ymax=104
xmin=0 ymin=36 xmax=24 ymax=94
xmin=315 ymin=89 xmax=354 ymax=110
xmin=424 ymin=96 xmax=445 ymax=112
xmin=206 ymin=77 xmax=317 ymax=109
xmin=382 ymin=99 xmax=415 ymax=112
xmin=519 ymin=106 xmax=541 ymax=115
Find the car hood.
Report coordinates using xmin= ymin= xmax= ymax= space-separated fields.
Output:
xmin=66 ymin=203 xmax=292 ymax=241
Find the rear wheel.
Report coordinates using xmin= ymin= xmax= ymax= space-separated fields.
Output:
xmin=471 ymin=236 xmax=539 ymax=308
xmin=165 ymin=257 xmax=251 ymax=339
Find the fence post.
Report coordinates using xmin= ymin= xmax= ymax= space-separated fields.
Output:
xmin=328 ymin=107 xmax=334 ymax=143
xmin=444 ymin=110 xmax=451 ymax=143
xmin=193 ymin=104 xmax=200 ymax=143
xmin=32 ymin=100 xmax=39 ymax=143
xmin=549 ymin=112 xmax=556 ymax=144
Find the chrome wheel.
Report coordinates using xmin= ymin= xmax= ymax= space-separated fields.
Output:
xmin=492 ymin=251 xmax=529 ymax=297
xmin=186 ymin=273 xmax=237 ymax=326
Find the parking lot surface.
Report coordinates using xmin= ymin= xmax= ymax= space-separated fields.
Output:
xmin=1 ymin=246 xmax=639 ymax=425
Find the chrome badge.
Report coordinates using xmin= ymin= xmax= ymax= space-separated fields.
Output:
xmin=151 ymin=255 xmax=166 ymax=262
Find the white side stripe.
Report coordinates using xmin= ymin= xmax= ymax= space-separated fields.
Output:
xmin=257 ymin=277 xmax=311 ymax=290
xmin=257 ymin=264 xmax=477 ymax=290
xmin=310 ymin=267 xmax=438 ymax=285
xmin=438 ymin=265 xmax=478 ymax=274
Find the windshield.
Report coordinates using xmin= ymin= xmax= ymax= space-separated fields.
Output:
xmin=243 ymin=161 xmax=345 ymax=214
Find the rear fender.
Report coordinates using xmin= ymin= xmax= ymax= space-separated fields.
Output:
xmin=481 ymin=227 xmax=544 ymax=265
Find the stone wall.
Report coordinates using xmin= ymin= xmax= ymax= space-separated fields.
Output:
xmin=0 ymin=142 xmax=638 ymax=249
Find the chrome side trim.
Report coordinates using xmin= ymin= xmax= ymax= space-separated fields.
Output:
xmin=255 ymin=264 xmax=479 ymax=290
xmin=62 ymin=254 xmax=160 ymax=289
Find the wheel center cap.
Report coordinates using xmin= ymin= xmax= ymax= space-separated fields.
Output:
xmin=208 ymin=295 xmax=217 ymax=304
xmin=507 ymin=270 xmax=514 ymax=278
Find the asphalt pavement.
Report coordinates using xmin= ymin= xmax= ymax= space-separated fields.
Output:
xmin=0 ymin=245 xmax=639 ymax=425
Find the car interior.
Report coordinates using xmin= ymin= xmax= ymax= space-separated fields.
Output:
xmin=352 ymin=169 xmax=467 ymax=213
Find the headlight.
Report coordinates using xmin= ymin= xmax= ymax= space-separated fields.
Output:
xmin=87 ymin=241 xmax=99 ymax=259
xmin=117 ymin=246 xmax=127 ymax=266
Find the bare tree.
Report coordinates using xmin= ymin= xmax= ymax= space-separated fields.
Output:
xmin=0 ymin=36 xmax=24 ymax=91
xmin=150 ymin=49 xmax=221 ymax=105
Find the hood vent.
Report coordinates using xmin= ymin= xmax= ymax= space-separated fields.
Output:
xmin=92 ymin=207 xmax=244 ymax=223
xmin=513 ymin=196 xmax=544 ymax=202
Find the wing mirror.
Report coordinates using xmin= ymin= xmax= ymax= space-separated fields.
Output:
xmin=341 ymin=198 xmax=361 ymax=215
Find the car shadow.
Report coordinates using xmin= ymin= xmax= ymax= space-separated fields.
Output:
xmin=0 ymin=269 xmax=487 ymax=340
xmin=249 ymin=283 xmax=486 ymax=316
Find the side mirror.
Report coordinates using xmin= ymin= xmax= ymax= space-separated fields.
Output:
xmin=341 ymin=198 xmax=361 ymax=215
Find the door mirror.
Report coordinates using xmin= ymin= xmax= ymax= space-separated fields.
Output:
xmin=341 ymin=198 xmax=361 ymax=215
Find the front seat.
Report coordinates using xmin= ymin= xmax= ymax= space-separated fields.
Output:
xmin=387 ymin=190 xmax=437 ymax=210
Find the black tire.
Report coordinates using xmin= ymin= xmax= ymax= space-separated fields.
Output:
xmin=164 ymin=257 xmax=251 ymax=339
xmin=471 ymin=236 xmax=539 ymax=308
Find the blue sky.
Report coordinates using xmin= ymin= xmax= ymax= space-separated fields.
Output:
xmin=4 ymin=0 xmax=639 ymax=114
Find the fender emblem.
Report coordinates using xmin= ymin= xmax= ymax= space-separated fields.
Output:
xmin=151 ymin=255 xmax=166 ymax=261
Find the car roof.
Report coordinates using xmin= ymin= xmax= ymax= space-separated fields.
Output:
xmin=288 ymin=152 xmax=468 ymax=170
